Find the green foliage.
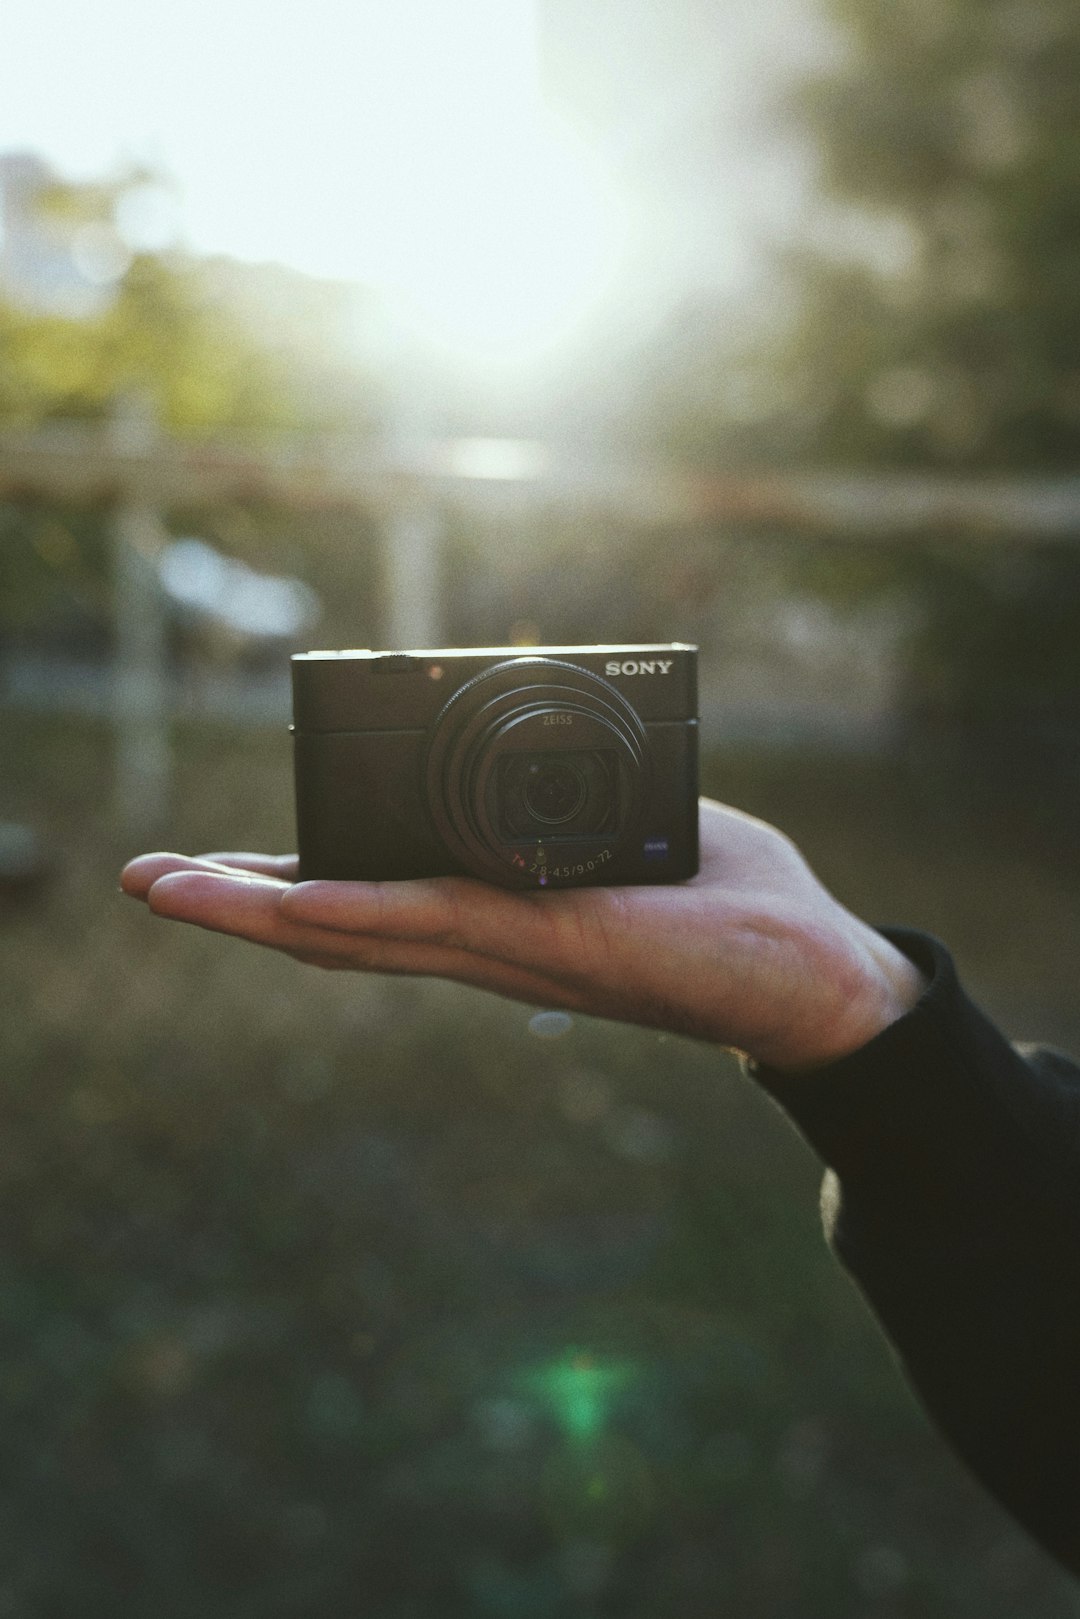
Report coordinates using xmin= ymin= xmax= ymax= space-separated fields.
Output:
xmin=0 ymin=167 xmax=365 ymax=437
xmin=0 ymin=500 xmax=111 ymax=638
xmin=0 ymin=165 xmax=387 ymax=636
xmin=779 ymin=0 xmax=1080 ymax=470
xmin=0 ymin=253 xmax=298 ymax=436
xmin=642 ymin=0 xmax=1080 ymax=749
xmin=638 ymin=0 xmax=1080 ymax=475
xmin=770 ymin=0 xmax=1080 ymax=737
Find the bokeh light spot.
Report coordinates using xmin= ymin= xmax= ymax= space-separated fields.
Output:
xmin=527 ymin=1009 xmax=572 ymax=1039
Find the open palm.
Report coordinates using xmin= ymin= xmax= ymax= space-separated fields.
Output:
xmin=120 ymin=798 xmax=922 ymax=1070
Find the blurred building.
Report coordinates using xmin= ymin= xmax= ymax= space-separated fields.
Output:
xmin=0 ymin=150 xmax=119 ymax=317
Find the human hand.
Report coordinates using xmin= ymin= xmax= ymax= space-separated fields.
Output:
xmin=120 ymin=799 xmax=925 ymax=1071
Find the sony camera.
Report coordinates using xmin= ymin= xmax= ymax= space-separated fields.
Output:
xmin=291 ymin=644 xmax=699 ymax=889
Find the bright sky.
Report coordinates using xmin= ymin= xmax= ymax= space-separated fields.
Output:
xmin=0 ymin=0 xmax=628 ymax=358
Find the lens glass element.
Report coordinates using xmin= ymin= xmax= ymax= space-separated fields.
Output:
xmin=497 ymin=750 xmax=616 ymax=841
xmin=523 ymin=759 xmax=587 ymax=824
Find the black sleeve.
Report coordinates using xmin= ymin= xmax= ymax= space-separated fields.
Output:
xmin=751 ymin=929 xmax=1080 ymax=1576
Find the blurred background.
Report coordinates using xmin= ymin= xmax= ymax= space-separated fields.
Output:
xmin=3 ymin=1 xmax=1080 ymax=1614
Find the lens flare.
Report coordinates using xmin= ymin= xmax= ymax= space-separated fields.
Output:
xmin=520 ymin=1349 xmax=637 ymax=1442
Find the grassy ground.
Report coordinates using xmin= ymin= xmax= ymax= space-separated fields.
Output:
xmin=2 ymin=710 xmax=1080 ymax=1618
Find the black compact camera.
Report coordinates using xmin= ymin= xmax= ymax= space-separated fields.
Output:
xmin=291 ymin=644 xmax=698 ymax=889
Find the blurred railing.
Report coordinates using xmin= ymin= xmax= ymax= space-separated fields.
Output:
xmin=4 ymin=412 xmax=1080 ymax=831
xmin=7 ymin=419 xmax=1080 ymax=535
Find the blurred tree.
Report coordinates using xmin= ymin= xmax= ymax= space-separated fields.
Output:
xmin=0 ymin=163 xmax=384 ymax=645
xmin=638 ymin=0 xmax=1080 ymax=767
xmin=776 ymin=0 xmax=1080 ymax=765
xmin=0 ymin=164 xmax=379 ymax=436
xmin=777 ymin=0 xmax=1080 ymax=471
xmin=631 ymin=0 xmax=1080 ymax=473
xmin=0 ymin=262 xmax=298 ymax=437
xmin=0 ymin=201 xmax=296 ymax=438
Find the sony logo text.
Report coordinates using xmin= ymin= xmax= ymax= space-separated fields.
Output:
xmin=605 ymin=659 xmax=673 ymax=677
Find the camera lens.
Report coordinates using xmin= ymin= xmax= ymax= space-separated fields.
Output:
xmin=497 ymin=749 xmax=616 ymax=841
xmin=523 ymin=759 xmax=587 ymax=824
xmin=425 ymin=656 xmax=651 ymax=888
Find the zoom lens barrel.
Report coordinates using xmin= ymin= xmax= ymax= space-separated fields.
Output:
xmin=424 ymin=657 xmax=650 ymax=888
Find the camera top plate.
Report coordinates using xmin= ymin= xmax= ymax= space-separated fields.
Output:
xmin=291 ymin=644 xmax=697 ymax=731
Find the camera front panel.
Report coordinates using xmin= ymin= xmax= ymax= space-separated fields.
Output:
xmin=293 ymin=730 xmax=461 ymax=882
xmin=613 ymin=719 xmax=699 ymax=883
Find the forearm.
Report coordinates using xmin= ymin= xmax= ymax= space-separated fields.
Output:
xmin=752 ymin=931 xmax=1080 ymax=1574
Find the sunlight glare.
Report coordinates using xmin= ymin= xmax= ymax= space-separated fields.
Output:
xmin=297 ymin=0 xmax=627 ymax=364
xmin=0 ymin=0 xmax=627 ymax=363
xmin=386 ymin=114 xmax=624 ymax=363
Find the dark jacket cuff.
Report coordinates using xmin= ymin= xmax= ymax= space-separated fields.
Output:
xmin=743 ymin=929 xmax=1050 ymax=1194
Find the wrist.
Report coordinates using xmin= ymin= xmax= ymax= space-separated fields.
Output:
xmin=756 ymin=918 xmax=928 ymax=1075
xmin=844 ymin=926 xmax=928 ymax=1051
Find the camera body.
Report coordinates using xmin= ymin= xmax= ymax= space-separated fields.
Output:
xmin=291 ymin=644 xmax=698 ymax=889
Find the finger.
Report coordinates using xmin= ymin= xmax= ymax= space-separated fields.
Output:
xmin=197 ymin=852 xmax=299 ymax=880
xmin=147 ymin=869 xmax=474 ymax=974
xmin=147 ymin=870 xmax=584 ymax=1007
xmin=147 ymin=869 xmax=329 ymax=947
xmin=278 ymin=873 xmax=558 ymax=957
xmin=121 ymin=852 xmax=292 ymax=901
xmin=276 ymin=873 xmax=647 ymax=1003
